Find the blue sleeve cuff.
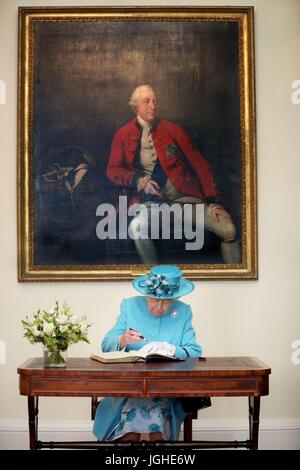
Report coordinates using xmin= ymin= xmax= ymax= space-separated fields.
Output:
xmin=176 ymin=345 xmax=202 ymax=359
xmin=101 ymin=336 xmax=120 ymax=352
xmin=175 ymin=346 xmax=189 ymax=359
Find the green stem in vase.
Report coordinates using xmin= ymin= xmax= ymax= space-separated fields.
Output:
xmin=46 ymin=350 xmax=66 ymax=366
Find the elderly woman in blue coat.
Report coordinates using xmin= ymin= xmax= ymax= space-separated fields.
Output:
xmin=93 ymin=265 xmax=202 ymax=442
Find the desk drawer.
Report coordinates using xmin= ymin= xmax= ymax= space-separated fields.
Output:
xmin=146 ymin=378 xmax=257 ymax=396
xmin=30 ymin=377 xmax=143 ymax=396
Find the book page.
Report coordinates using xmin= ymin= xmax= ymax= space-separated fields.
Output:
xmin=91 ymin=350 xmax=147 ymax=361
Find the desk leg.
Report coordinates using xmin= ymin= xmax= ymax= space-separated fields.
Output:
xmin=183 ymin=414 xmax=193 ymax=442
xmin=248 ymin=396 xmax=260 ymax=450
xmin=28 ymin=396 xmax=39 ymax=450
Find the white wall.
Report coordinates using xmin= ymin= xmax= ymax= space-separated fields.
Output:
xmin=0 ymin=0 xmax=300 ymax=448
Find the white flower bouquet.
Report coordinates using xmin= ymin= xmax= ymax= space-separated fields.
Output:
xmin=22 ymin=301 xmax=91 ymax=366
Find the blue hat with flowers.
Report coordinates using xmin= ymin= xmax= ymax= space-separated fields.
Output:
xmin=132 ymin=265 xmax=194 ymax=299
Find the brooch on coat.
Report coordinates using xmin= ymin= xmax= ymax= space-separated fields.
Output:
xmin=171 ymin=310 xmax=178 ymax=318
xmin=166 ymin=143 xmax=182 ymax=158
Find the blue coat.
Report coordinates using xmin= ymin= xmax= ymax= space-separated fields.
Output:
xmin=93 ymin=296 xmax=202 ymax=440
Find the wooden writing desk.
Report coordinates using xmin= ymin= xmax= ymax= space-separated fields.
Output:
xmin=17 ymin=356 xmax=271 ymax=450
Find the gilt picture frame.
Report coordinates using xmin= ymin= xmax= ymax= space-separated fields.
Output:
xmin=18 ymin=6 xmax=257 ymax=281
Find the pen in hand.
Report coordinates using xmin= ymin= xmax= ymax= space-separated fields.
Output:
xmin=129 ymin=328 xmax=147 ymax=341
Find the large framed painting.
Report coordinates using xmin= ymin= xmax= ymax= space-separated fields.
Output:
xmin=18 ymin=6 xmax=257 ymax=281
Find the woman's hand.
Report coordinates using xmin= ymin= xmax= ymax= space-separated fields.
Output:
xmin=139 ymin=341 xmax=176 ymax=357
xmin=119 ymin=328 xmax=143 ymax=349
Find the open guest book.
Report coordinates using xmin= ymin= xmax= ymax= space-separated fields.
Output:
xmin=90 ymin=351 xmax=185 ymax=363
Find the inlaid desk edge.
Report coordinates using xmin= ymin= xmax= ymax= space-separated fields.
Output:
xmin=17 ymin=356 xmax=271 ymax=375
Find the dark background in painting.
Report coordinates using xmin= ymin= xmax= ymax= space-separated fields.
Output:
xmin=33 ymin=20 xmax=241 ymax=265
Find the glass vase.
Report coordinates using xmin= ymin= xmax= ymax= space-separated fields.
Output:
xmin=42 ymin=346 xmax=68 ymax=368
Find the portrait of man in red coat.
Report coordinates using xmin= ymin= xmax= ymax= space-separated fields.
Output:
xmin=106 ymin=85 xmax=241 ymax=264
xmin=28 ymin=14 xmax=253 ymax=276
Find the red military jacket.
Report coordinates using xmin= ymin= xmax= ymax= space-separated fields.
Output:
xmin=106 ymin=118 xmax=219 ymax=202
